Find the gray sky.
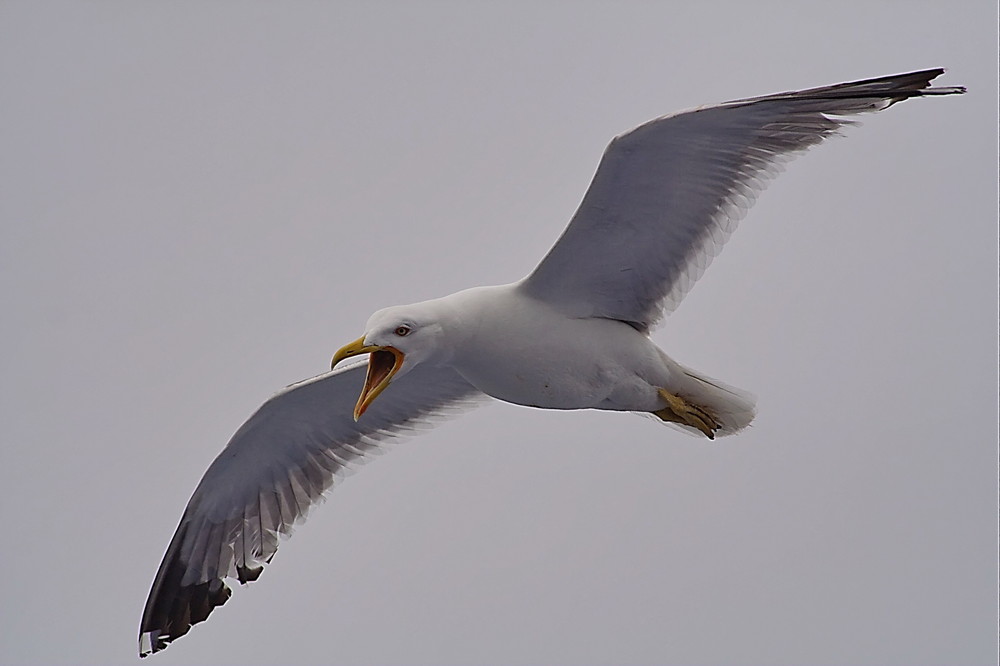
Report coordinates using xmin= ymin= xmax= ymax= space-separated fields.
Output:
xmin=1 ymin=2 xmax=997 ymax=665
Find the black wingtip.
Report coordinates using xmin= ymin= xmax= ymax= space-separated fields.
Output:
xmin=885 ymin=67 xmax=966 ymax=98
xmin=139 ymin=573 xmax=233 ymax=657
xmin=138 ymin=522 xmax=236 ymax=657
xmin=726 ymin=68 xmax=966 ymax=109
xmin=139 ymin=577 xmax=233 ymax=656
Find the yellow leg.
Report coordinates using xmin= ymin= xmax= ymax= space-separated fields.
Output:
xmin=653 ymin=388 xmax=721 ymax=439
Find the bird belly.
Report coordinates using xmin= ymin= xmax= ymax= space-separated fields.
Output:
xmin=458 ymin=357 xmax=617 ymax=409
xmin=452 ymin=312 xmax=668 ymax=412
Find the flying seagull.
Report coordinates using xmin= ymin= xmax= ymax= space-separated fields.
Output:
xmin=139 ymin=69 xmax=964 ymax=656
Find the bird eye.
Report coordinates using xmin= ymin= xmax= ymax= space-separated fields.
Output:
xmin=394 ymin=325 xmax=411 ymax=337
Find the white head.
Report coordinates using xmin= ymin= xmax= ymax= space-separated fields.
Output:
xmin=330 ymin=300 xmax=452 ymax=420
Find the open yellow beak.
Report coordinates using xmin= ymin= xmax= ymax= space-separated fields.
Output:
xmin=331 ymin=336 xmax=405 ymax=421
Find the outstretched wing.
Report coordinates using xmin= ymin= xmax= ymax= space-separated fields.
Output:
xmin=520 ymin=69 xmax=964 ymax=331
xmin=139 ymin=362 xmax=483 ymax=657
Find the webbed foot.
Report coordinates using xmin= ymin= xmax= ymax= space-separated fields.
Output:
xmin=653 ymin=388 xmax=721 ymax=439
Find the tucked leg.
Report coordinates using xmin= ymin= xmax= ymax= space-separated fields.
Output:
xmin=653 ymin=388 xmax=721 ymax=439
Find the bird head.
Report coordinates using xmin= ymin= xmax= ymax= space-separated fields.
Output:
xmin=331 ymin=303 xmax=447 ymax=421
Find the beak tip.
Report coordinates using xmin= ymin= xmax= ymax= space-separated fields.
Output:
xmin=331 ymin=335 xmax=369 ymax=371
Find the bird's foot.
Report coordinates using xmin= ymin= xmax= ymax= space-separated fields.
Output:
xmin=653 ymin=388 xmax=720 ymax=439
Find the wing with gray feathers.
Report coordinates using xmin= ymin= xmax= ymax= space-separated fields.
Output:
xmin=520 ymin=69 xmax=964 ymax=331
xmin=139 ymin=362 xmax=483 ymax=657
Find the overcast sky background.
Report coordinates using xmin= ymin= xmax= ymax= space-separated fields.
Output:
xmin=1 ymin=2 xmax=997 ymax=665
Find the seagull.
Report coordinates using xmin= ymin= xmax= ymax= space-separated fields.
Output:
xmin=139 ymin=69 xmax=964 ymax=656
